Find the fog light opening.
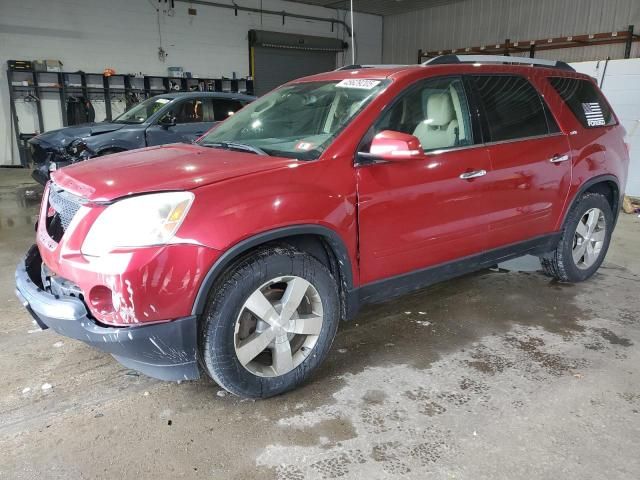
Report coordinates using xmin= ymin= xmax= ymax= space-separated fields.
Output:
xmin=89 ymin=286 xmax=114 ymax=315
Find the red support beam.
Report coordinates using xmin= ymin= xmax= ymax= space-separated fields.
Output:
xmin=419 ymin=29 xmax=639 ymax=62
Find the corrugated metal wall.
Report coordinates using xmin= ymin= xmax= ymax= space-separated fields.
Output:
xmin=383 ymin=0 xmax=640 ymax=64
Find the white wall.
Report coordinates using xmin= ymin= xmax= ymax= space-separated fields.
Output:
xmin=0 ymin=0 xmax=382 ymax=165
xmin=383 ymin=0 xmax=640 ymax=64
xmin=571 ymin=58 xmax=640 ymax=197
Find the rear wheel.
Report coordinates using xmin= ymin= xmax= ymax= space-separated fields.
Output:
xmin=199 ymin=246 xmax=340 ymax=398
xmin=540 ymin=192 xmax=613 ymax=282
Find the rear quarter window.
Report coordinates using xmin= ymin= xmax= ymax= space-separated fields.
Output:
xmin=548 ymin=77 xmax=615 ymax=128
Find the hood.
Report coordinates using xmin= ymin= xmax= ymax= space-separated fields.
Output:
xmin=51 ymin=143 xmax=296 ymax=202
xmin=31 ymin=122 xmax=126 ymax=148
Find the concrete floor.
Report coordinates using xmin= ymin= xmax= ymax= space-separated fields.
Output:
xmin=1 ymin=167 xmax=639 ymax=480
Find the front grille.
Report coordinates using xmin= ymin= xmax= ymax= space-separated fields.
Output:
xmin=46 ymin=185 xmax=84 ymax=241
xmin=48 ymin=186 xmax=82 ymax=230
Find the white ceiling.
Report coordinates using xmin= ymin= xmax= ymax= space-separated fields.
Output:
xmin=285 ymin=0 xmax=465 ymax=16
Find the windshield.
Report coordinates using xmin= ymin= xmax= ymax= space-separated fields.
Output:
xmin=199 ymin=79 xmax=388 ymax=160
xmin=114 ymin=97 xmax=173 ymax=124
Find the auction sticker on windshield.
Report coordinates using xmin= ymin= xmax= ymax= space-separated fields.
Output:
xmin=336 ymin=79 xmax=381 ymax=89
xmin=295 ymin=141 xmax=315 ymax=151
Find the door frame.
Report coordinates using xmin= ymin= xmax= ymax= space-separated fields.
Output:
xmin=464 ymin=72 xmax=565 ymax=148
xmin=354 ymin=74 xmax=485 ymax=163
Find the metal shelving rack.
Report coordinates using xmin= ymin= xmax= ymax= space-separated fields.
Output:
xmin=418 ymin=25 xmax=639 ymax=62
xmin=6 ymin=65 xmax=254 ymax=166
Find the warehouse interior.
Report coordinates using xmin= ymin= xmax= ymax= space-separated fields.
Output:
xmin=1 ymin=0 xmax=640 ymax=478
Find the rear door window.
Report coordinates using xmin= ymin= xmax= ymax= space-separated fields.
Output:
xmin=548 ymin=77 xmax=614 ymax=128
xmin=211 ymin=99 xmax=246 ymax=121
xmin=472 ymin=75 xmax=556 ymax=142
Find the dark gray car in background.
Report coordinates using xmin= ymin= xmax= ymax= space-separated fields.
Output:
xmin=29 ymin=91 xmax=255 ymax=185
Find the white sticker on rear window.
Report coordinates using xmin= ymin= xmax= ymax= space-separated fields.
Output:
xmin=336 ymin=79 xmax=381 ymax=90
xmin=582 ymin=102 xmax=605 ymax=127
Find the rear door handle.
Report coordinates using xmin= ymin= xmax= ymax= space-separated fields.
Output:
xmin=459 ymin=169 xmax=487 ymax=180
xmin=549 ymin=154 xmax=570 ymax=163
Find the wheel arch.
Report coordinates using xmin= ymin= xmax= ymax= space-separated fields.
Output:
xmin=561 ymin=174 xmax=621 ymax=228
xmin=191 ymin=225 xmax=357 ymax=320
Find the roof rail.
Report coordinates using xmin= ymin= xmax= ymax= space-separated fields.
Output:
xmin=336 ymin=64 xmax=408 ymax=70
xmin=422 ymin=54 xmax=575 ymax=72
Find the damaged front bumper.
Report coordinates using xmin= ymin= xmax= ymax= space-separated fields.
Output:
xmin=15 ymin=246 xmax=200 ymax=381
xmin=29 ymin=140 xmax=92 ymax=186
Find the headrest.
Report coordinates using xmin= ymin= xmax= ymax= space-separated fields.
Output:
xmin=424 ymin=92 xmax=454 ymax=127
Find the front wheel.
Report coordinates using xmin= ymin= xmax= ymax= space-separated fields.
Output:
xmin=540 ymin=192 xmax=613 ymax=282
xmin=199 ymin=246 xmax=340 ymax=398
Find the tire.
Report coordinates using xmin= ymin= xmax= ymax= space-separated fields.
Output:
xmin=199 ymin=246 xmax=340 ymax=398
xmin=540 ymin=192 xmax=613 ymax=282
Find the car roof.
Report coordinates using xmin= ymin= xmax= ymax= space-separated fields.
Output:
xmin=291 ymin=61 xmax=593 ymax=85
xmin=153 ymin=91 xmax=256 ymax=101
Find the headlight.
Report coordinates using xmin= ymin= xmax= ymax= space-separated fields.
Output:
xmin=81 ymin=192 xmax=194 ymax=257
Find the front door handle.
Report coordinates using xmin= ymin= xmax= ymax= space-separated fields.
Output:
xmin=459 ymin=169 xmax=487 ymax=180
xmin=549 ymin=154 xmax=570 ymax=163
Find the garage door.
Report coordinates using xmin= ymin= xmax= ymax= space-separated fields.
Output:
xmin=249 ymin=30 xmax=347 ymax=96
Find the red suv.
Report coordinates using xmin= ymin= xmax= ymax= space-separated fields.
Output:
xmin=16 ymin=55 xmax=629 ymax=398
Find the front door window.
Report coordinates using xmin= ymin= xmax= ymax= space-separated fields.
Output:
xmin=370 ymin=76 xmax=474 ymax=152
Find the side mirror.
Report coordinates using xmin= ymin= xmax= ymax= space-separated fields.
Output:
xmin=360 ymin=130 xmax=425 ymax=162
xmin=159 ymin=114 xmax=177 ymax=128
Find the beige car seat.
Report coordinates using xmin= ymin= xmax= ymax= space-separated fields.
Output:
xmin=413 ymin=92 xmax=459 ymax=150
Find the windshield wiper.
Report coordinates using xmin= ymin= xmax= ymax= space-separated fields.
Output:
xmin=204 ymin=142 xmax=269 ymax=156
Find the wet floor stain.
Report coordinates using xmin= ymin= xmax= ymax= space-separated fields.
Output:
xmin=0 ymin=182 xmax=42 ymax=232
xmin=319 ymin=270 xmax=589 ymax=384
xmin=593 ymin=327 xmax=633 ymax=347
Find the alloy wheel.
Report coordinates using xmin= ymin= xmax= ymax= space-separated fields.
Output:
xmin=572 ymin=207 xmax=606 ymax=270
xmin=234 ymin=276 xmax=324 ymax=377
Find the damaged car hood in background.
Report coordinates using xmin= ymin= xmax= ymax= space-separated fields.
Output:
xmin=33 ymin=122 xmax=126 ymax=147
